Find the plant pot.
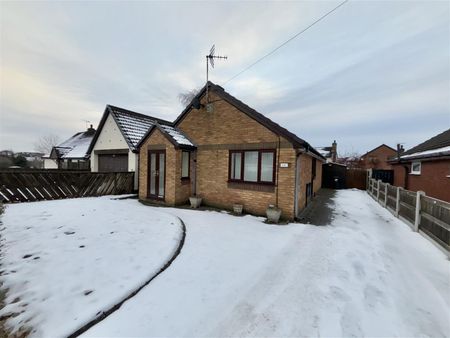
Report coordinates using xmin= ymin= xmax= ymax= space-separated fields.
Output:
xmin=266 ymin=205 xmax=282 ymax=223
xmin=189 ymin=196 xmax=202 ymax=208
xmin=233 ymin=204 xmax=243 ymax=215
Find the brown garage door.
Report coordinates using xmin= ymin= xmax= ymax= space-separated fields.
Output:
xmin=98 ymin=154 xmax=128 ymax=172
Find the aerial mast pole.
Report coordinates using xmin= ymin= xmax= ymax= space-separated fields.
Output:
xmin=205 ymin=44 xmax=227 ymax=103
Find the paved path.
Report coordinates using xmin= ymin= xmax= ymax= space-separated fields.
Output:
xmin=297 ymin=188 xmax=336 ymax=225
xmin=84 ymin=190 xmax=450 ymax=337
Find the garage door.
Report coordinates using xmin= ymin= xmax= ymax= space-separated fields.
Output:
xmin=98 ymin=154 xmax=128 ymax=172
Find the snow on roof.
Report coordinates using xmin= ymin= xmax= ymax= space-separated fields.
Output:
xmin=109 ymin=106 xmax=171 ymax=151
xmin=316 ymin=147 xmax=331 ymax=157
xmin=56 ymin=129 xmax=96 ymax=159
xmin=160 ymin=125 xmax=194 ymax=147
xmin=400 ymin=145 xmax=450 ymax=160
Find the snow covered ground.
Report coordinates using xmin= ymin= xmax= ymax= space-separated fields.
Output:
xmin=84 ymin=190 xmax=450 ymax=337
xmin=0 ymin=196 xmax=183 ymax=337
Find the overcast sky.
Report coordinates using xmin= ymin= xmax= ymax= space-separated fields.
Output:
xmin=1 ymin=1 xmax=449 ymax=154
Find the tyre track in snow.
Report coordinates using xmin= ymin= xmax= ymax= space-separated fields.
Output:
xmin=66 ymin=216 xmax=186 ymax=338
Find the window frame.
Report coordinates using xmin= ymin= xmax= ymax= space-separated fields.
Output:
xmin=228 ymin=149 xmax=276 ymax=185
xmin=410 ymin=161 xmax=421 ymax=175
xmin=181 ymin=151 xmax=190 ymax=179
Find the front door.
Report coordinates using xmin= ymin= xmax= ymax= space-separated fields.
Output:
xmin=148 ymin=150 xmax=165 ymax=200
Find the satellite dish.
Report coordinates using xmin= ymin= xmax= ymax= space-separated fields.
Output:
xmin=192 ymin=97 xmax=201 ymax=110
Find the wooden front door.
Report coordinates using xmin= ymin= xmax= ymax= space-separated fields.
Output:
xmin=148 ymin=150 xmax=166 ymax=200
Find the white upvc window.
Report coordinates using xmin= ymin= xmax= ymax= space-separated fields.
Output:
xmin=411 ymin=161 xmax=421 ymax=175
xmin=181 ymin=151 xmax=190 ymax=178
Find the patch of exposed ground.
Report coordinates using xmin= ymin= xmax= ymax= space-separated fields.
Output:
xmin=0 ymin=203 xmax=30 ymax=338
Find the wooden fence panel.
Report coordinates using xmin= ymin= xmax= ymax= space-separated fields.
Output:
xmin=367 ymin=178 xmax=449 ymax=253
xmin=386 ymin=184 xmax=397 ymax=210
xmin=346 ymin=169 xmax=367 ymax=190
xmin=420 ymin=196 xmax=450 ymax=251
xmin=399 ymin=189 xmax=416 ymax=224
xmin=379 ymin=182 xmax=386 ymax=202
xmin=0 ymin=170 xmax=134 ymax=203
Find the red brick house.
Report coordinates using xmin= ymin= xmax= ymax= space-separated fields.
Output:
xmin=389 ymin=128 xmax=450 ymax=202
xmin=137 ymin=82 xmax=325 ymax=220
xmin=359 ymin=144 xmax=397 ymax=170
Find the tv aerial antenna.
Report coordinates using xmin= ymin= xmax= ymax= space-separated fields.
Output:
xmin=82 ymin=119 xmax=91 ymax=129
xmin=206 ymin=44 xmax=227 ymax=102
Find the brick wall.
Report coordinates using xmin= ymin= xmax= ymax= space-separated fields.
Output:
xmin=138 ymin=91 xmax=322 ymax=219
xmin=174 ymin=150 xmax=192 ymax=204
xmin=139 ymin=130 xmax=181 ymax=205
xmin=392 ymin=159 xmax=450 ymax=202
xmin=296 ymin=154 xmax=322 ymax=213
xmin=177 ymin=92 xmax=302 ymax=219
xmin=314 ymin=159 xmax=323 ymax=194
xmin=360 ymin=146 xmax=396 ymax=170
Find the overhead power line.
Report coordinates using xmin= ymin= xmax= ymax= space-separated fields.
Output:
xmin=222 ymin=0 xmax=349 ymax=86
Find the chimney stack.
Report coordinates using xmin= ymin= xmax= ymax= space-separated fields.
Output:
xmin=331 ymin=140 xmax=337 ymax=162
xmin=396 ymin=143 xmax=404 ymax=159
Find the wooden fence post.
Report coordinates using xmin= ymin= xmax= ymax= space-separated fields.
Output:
xmin=414 ymin=191 xmax=425 ymax=232
xmin=395 ymin=186 xmax=401 ymax=217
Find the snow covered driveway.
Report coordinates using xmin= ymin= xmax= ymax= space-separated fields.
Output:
xmin=0 ymin=196 xmax=183 ymax=337
xmin=85 ymin=190 xmax=450 ymax=337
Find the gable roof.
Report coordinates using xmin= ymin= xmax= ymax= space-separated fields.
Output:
xmin=173 ymin=81 xmax=325 ymax=160
xmin=87 ymin=105 xmax=172 ymax=154
xmin=402 ymin=128 xmax=450 ymax=156
xmin=137 ymin=123 xmax=196 ymax=150
xmin=362 ymin=144 xmax=396 ymax=157
xmin=46 ymin=128 xmax=96 ymax=160
xmin=394 ymin=128 xmax=450 ymax=161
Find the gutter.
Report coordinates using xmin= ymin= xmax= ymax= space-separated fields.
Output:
xmin=300 ymin=147 xmax=326 ymax=162
xmin=389 ymin=154 xmax=450 ymax=164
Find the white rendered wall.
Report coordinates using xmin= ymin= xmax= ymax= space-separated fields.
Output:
xmin=91 ymin=114 xmax=135 ymax=172
xmin=90 ymin=113 xmax=138 ymax=189
xmin=44 ymin=159 xmax=58 ymax=169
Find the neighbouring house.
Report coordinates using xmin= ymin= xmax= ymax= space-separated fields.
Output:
xmin=87 ymin=105 xmax=172 ymax=189
xmin=316 ymin=141 xmax=337 ymax=163
xmin=389 ymin=128 xmax=450 ymax=202
xmin=358 ymin=144 xmax=397 ymax=170
xmin=43 ymin=126 xmax=96 ymax=170
xmin=137 ymin=82 xmax=325 ymax=220
xmin=16 ymin=152 xmax=45 ymax=168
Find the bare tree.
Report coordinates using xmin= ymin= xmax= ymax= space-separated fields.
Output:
xmin=34 ymin=134 xmax=60 ymax=155
xmin=178 ymin=88 xmax=200 ymax=107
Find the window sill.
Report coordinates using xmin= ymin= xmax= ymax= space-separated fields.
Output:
xmin=409 ymin=173 xmax=421 ymax=176
xmin=227 ymin=181 xmax=276 ymax=192
xmin=180 ymin=177 xmax=190 ymax=184
xmin=227 ymin=180 xmax=275 ymax=186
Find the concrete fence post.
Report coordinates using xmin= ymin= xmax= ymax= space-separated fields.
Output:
xmin=414 ymin=191 xmax=425 ymax=232
xmin=384 ymin=183 xmax=388 ymax=207
xmin=376 ymin=180 xmax=381 ymax=201
xmin=395 ymin=186 xmax=401 ymax=217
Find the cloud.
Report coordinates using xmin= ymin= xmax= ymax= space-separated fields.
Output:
xmin=0 ymin=0 xmax=448 ymax=153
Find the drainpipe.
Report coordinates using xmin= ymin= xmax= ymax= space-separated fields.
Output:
xmin=192 ymin=150 xmax=197 ymax=196
xmin=137 ymin=152 xmax=140 ymax=194
xmin=276 ymin=136 xmax=281 ymax=207
xmin=294 ymin=151 xmax=302 ymax=218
